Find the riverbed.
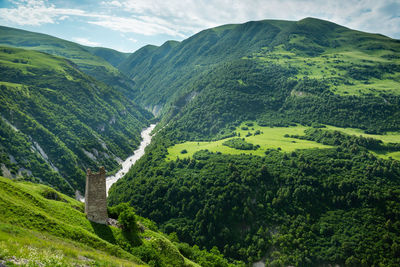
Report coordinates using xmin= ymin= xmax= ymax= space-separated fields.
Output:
xmin=105 ymin=124 xmax=156 ymax=195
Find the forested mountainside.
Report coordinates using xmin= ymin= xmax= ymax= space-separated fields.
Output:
xmin=0 ymin=26 xmax=137 ymax=99
xmin=0 ymin=46 xmax=152 ymax=195
xmin=109 ymin=18 xmax=400 ymax=266
xmin=119 ymin=17 xmax=400 ymax=133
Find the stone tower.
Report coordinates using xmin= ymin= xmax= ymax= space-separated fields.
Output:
xmin=85 ymin=167 xmax=108 ymax=224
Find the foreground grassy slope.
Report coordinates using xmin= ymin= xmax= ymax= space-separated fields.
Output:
xmin=0 ymin=176 xmax=143 ymax=266
xmin=0 ymin=223 xmax=142 ymax=267
xmin=0 ymin=176 xmax=236 ymax=267
xmin=0 ymin=46 xmax=151 ymax=195
xmin=0 ymin=26 xmax=137 ymax=99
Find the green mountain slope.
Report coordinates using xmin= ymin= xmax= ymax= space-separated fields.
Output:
xmin=84 ymin=46 xmax=130 ymax=68
xmin=0 ymin=46 xmax=152 ymax=195
xmin=0 ymin=176 xmax=238 ymax=266
xmin=0 ymin=25 xmax=137 ymax=99
xmin=110 ymin=18 xmax=400 ymax=266
xmin=119 ymin=17 xmax=400 ymax=135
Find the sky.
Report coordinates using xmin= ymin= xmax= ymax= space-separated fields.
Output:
xmin=0 ymin=0 xmax=399 ymax=53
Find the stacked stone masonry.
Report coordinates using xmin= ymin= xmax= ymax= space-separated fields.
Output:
xmin=85 ymin=167 xmax=108 ymax=224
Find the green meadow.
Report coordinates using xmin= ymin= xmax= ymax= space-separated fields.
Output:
xmin=167 ymin=122 xmax=400 ymax=160
xmin=325 ymin=125 xmax=400 ymax=143
xmin=167 ymin=124 xmax=332 ymax=160
xmin=325 ymin=125 xmax=400 ymax=160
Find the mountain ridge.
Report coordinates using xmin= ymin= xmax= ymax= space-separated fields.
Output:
xmin=0 ymin=25 xmax=138 ymax=99
xmin=118 ymin=17 xmax=399 ymax=115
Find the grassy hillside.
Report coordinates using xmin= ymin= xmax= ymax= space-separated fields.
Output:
xmin=0 ymin=176 xmax=239 ymax=266
xmin=120 ymin=17 xmax=400 ymax=101
xmin=0 ymin=46 xmax=152 ymax=195
xmin=0 ymin=176 xmax=143 ymax=266
xmin=0 ymin=26 xmax=137 ymax=99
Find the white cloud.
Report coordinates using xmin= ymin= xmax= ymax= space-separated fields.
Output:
xmin=334 ymin=1 xmax=400 ymax=38
xmin=0 ymin=0 xmax=188 ymax=38
xmin=108 ymin=0 xmax=123 ymax=7
xmin=58 ymin=16 xmax=69 ymax=21
xmin=0 ymin=0 xmax=87 ymax=26
xmin=128 ymin=37 xmax=137 ymax=43
xmin=72 ymin=37 xmax=101 ymax=47
xmin=87 ymin=16 xmax=187 ymax=37
xmin=1 ymin=0 xmax=399 ymax=40
xmin=102 ymin=0 xmax=400 ymax=38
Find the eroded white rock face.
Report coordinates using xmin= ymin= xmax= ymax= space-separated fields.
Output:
xmin=1 ymin=163 xmax=12 ymax=179
xmin=1 ymin=116 xmax=18 ymax=132
xmin=82 ymin=149 xmax=96 ymax=161
xmin=31 ymin=141 xmax=58 ymax=172
xmin=252 ymin=262 xmax=265 ymax=267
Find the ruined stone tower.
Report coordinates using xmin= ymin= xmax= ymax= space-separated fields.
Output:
xmin=85 ymin=167 xmax=108 ymax=224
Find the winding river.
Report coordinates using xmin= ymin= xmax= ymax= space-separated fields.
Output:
xmin=106 ymin=124 xmax=156 ymax=195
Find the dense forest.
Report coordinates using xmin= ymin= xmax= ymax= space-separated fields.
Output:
xmin=109 ymin=129 xmax=400 ymax=266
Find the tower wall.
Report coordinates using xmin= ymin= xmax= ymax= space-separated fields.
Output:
xmin=85 ymin=167 xmax=108 ymax=224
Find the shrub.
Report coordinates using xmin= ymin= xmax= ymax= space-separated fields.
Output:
xmin=41 ymin=188 xmax=65 ymax=202
xmin=223 ymin=138 xmax=257 ymax=150
xmin=119 ymin=209 xmax=138 ymax=232
xmin=108 ymin=203 xmax=131 ymax=220
xmin=118 ymin=207 xmax=141 ymax=246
